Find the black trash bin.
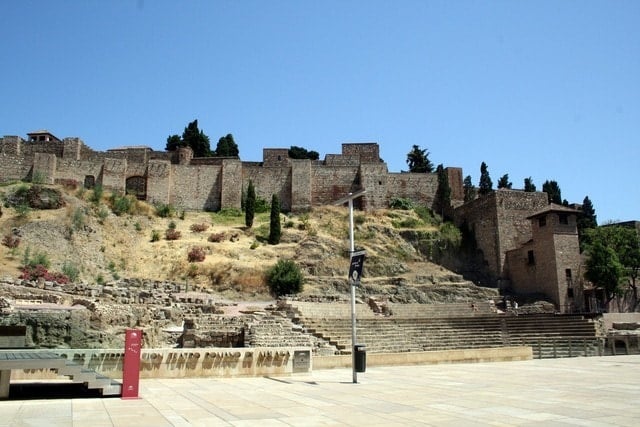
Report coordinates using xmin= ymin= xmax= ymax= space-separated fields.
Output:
xmin=354 ymin=344 xmax=366 ymax=373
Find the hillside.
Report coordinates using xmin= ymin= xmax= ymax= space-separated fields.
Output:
xmin=0 ymin=182 xmax=496 ymax=303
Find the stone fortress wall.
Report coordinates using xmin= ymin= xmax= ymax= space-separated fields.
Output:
xmin=0 ymin=133 xmax=464 ymax=213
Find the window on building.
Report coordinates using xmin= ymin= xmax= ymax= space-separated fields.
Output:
xmin=567 ymin=288 xmax=574 ymax=298
xmin=538 ymin=216 xmax=546 ymax=227
xmin=559 ymin=213 xmax=569 ymax=225
xmin=527 ymin=250 xmax=535 ymax=265
xmin=565 ymin=268 xmax=573 ymax=286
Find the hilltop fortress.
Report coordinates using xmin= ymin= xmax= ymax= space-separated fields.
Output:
xmin=0 ymin=130 xmax=464 ymax=213
xmin=1 ymin=130 xmax=594 ymax=313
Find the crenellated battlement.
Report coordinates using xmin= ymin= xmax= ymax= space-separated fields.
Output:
xmin=1 ymin=131 xmax=464 ymax=213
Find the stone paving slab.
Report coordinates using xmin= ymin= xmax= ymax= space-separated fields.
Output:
xmin=1 ymin=355 xmax=639 ymax=426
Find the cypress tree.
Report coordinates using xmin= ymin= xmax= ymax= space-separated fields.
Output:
xmin=478 ymin=162 xmax=493 ymax=195
xmin=245 ymin=180 xmax=256 ymax=228
xmin=268 ymin=194 xmax=281 ymax=245
xmin=435 ymin=164 xmax=451 ymax=218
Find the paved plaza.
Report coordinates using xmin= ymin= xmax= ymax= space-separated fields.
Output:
xmin=0 ymin=355 xmax=639 ymax=426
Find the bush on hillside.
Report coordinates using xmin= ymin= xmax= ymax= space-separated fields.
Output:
xmin=266 ymin=259 xmax=303 ymax=297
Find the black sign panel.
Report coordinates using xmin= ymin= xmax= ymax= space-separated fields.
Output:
xmin=348 ymin=250 xmax=366 ymax=284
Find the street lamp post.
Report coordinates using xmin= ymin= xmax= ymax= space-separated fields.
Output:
xmin=333 ymin=189 xmax=366 ymax=383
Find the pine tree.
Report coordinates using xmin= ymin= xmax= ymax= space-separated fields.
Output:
xmin=524 ymin=177 xmax=536 ymax=192
xmin=463 ymin=175 xmax=476 ymax=203
xmin=215 ymin=133 xmax=239 ymax=157
xmin=182 ymin=119 xmax=212 ymax=157
xmin=245 ymin=180 xmax=256 ymax=228
xmin=268 ymin=194 xmax=281 ymax=245
xmin=497 ymin=174 xmax=512 ymax=189
xmin=542 ymin=180 xmax=562 ymax=204
xmin=406 ymin=145 xmax=434 ymax=173
xmin=478 ymin=162 xmax=493 ymax=195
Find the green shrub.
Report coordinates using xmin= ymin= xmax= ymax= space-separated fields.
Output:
xmin=72 ymin=207 xmax=86 ymax=230
xmin=254 ymin=196 xmax=270 ymax=213
xmin=134 ymin=222 xmax=142 ymax=232
xmin=31 ymin=171 xmax=46 ymax=185
xmin=151 ymin=230 xmax=161 ymax=242
xmin=266 ymin=259 xmax=303 ymax=297
xmin=392 ymin=217 xmax=423 ymax=229
xmin=90 ymin=185 xmax=103 ymax=204
xmin=110 ymin=193 xmax=135 ymax=216
xmin=414 ymin=206 xmax=440 ymax=226
xmin=168 ymin=220 xmax=177 ymax=230
xmin=219 ymin=207 xmax=242 ymax=217
xmin=97 ymin=206 xmax=109 ymax=222
xmin=389 ymin=197 xmax=414 ymax=210
xmin=62 ymin=262 xmax=80 ymax=283
xmin=155 ymin=203 xmax=176 ymax=218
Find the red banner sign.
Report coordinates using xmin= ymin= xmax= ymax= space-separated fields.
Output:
xmin=122 ymin=329 xmax=142 ymax=399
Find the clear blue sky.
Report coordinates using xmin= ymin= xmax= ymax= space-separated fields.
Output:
xmin=2 ymin=1 xmax=638 ymax=222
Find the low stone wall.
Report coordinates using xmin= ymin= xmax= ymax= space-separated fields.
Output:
xmin=11 ymin=346 xmax=532 ymax=381
xmin=313 ymin=346 xmax=533 ymax=369
xmin=11 ymin=347 xmax=312 ymax=380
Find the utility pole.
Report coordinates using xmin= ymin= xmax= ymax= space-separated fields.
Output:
xmin=333 ymin=189 xmax=366 ymax=383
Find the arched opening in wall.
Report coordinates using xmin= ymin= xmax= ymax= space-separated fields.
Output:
xmin=84 ymin=175 xmax=95 ymax=189
xmin=126 ymin=176 xmax=147 ymax=200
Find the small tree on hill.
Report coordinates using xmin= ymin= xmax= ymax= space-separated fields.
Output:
xmin=478 ymin=162 xmax=493 ymax=195
xmin=542 ymin=180 xmax=562 ymax=204
xmin=215 ymin=133 xmax=239 ymax=157
xmin=268 ymin=194 xmax=281 ymax=245
xmin=245 ymin=180 xmax=256 ymax=228
xmin=266 ymin=259 xmax=303 ymax=297
xmin=406 ymin=145 xmax=434 ymax=173
xmin=497 ymin=174 xmax=512 ymax=189
xmin=463 ymin=175 xmax=476 ymax=203
xmin=524 ymin=177 xmax=536 ymax=192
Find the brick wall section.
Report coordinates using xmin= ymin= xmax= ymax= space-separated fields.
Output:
xmin=505 ymin=211 xmax=581 ymax=312
xmin=386 ymin=173 xmax=439 ymax=210
xmin=291 ymin=159 xmax=312 ymax=212
xmin=33 ymin=153 xmax=57 ymax=184
xmin=311 ymin=165 xmax=360 ymax=206
xmin=342 ymin=142 xmax=380 ymax=162
xmin=0 ymin=153 xmax=32 ymax=182
xmin=454 ymin=190 xmax=549 ymax=281
xmin=102 ymin=158 xmax=127 ymax=192
xmin=62 ymin=138 xmax=82 ymax=161
xmin=244 ymin=163 xmax=293 ymax=211
xmin=446 ymin=167 xmax=464 ymax=205
xmin=170 ymin=164 xmax=222 ymax=211
xmin=360 ymin=163 xmax=389 ymax=210
xmin=263 ymin=148 xmax=290 ymax=167
xmin=220 ymin=159 xmax=242 ymax=211
xmin=146 ymin=160 xmax=171 ymax=205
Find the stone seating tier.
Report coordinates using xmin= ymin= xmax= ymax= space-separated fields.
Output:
xmin=282 ymin=302 xmax=600 ymax=359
